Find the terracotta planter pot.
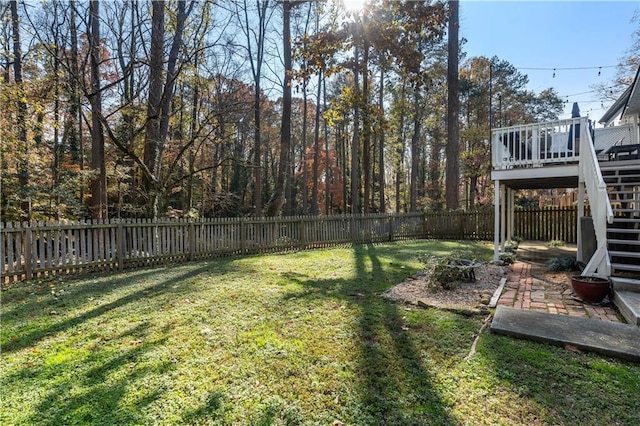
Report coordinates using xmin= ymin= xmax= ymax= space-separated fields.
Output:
xmin=571 ymin=275 xmax=610 ymax=304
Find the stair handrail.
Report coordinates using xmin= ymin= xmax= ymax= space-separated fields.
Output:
xmin=579 ymin=117 xmax=613 ymax=277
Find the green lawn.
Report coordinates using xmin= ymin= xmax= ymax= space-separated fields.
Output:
xmin=2 ymin=240 xmax=639 ymax=425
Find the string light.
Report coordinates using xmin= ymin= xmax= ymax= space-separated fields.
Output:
xmin=564 ymin=86 xmax=617 ymax=97
xmin=517 ymin=64 xmax=620 ymax=71
xmin=513 ymin=63 xmax=636 ymax=79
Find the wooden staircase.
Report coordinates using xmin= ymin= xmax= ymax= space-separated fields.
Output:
xmin=600 ymin=162 xmax=640 ymax=325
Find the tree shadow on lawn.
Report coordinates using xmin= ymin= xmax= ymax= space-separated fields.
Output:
xmin=1 ymin=268 xmax=164 ymax=324
xmin=476 ymin=332 xmax=640 ymax=425
xmin=25 ymin=323 xmax=171 ymax=425
xmin=2 ymin=260 xmax=243 ymax=425
xmin=1 ymin=258 xmax=242 ymax=353
xmin=282 ymin=243 xmax=471 ymax=424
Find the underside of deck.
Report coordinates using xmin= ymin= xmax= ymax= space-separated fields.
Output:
xmin=491 ymin=164 xmax=578 ymax=190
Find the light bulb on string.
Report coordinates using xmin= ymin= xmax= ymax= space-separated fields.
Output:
xmin=552 ymin=68 xmax=556 ymax=78
xmin=598 ymin=67 xmax=601 ymax=77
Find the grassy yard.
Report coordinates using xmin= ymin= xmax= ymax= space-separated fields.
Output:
xmin=2 ymin=240 xmax=639 ymax=425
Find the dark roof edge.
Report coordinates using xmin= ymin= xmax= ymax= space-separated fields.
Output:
xmin=621 ymin=65 xmax=640 ymax=119
xmin=599 ymin=65 xmax=640 ymax=125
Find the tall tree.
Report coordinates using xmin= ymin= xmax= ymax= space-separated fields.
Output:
xmin=409 ymin=82 xmax=423 ymax=212
xmin=88 ymin=0 xmax=107 ymax=219
xmin=267 ymin=0 xmax=302 ymax=217
xmin=445 ymin=0 xmax=459 ymax=210
xmin=271 ymin=0 xmax=292 ymax=217
xmin=377 ymin=67 xmax=386 ymax=212
xmin=350 ymin=39 xmax=361 ymax=214
xmin=142 ymin=0 xmax=192 ymax=217
xmin=143 ymin=0 xmax=165 ymax=216
xmin=10 ymin=0 xmax=30 ymax=221
xmin=237 ymin=0 xmax=273 ymax=216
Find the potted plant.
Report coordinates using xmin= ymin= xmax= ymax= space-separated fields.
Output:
xmin=570 ymin=275 xmax=610 ymax=303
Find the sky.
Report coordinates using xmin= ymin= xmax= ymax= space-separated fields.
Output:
xmin=460 ymin=0 xmax=640 ymax=122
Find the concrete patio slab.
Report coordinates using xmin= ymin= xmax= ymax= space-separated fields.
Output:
xmin=491 ymin=306 xmax=640 ymax=362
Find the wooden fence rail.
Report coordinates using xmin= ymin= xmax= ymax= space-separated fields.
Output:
xmin=1 ymin=208 xmax=582 ymax=283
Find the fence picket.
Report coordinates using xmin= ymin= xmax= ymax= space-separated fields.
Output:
xmin=5 ymin=224 xmax=14 ymax=274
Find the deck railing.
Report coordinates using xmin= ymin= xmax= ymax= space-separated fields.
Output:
xmin=579 ymin=128 xmax=614 ymax=277
xmin=492 ymin=117 xmax=583 ymax=170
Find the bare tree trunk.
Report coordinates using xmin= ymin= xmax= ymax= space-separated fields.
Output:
xmin=89 ymin=0 xmax=107 ymax=219
xmin=446 ymin=0 xmax=460 ymax=209
xmin=409 ymin=85 xmax=422 ymax=212
xmin=187 ymin=55 xmax=200 ymax=213
xmin=266 ymin=0 xmax=291 ymax=217
xmin=253 ymin=74 xmax=263 ymax=216
xmin=143 ymin=0 xmax=165 ymax=217
xmin=351 ymin=45 xmax=360 ymax=214
xmin=340 ymin=125 xmax=347 ymax=214
xmin=114 ymin=0 xmax=138 ymax=215
xmin=395 ymin=78 xmax=407 ymax=213
xmin=10 ymin=0 xmax=30 ymax=221
xmin=239 ymin=0 xmax=271 ymax=217
xmin=362 ymin=43 xmax=371 ymax=214
xmin=68 ymin=1 xmax=84 ymax=210
xmin=53 ymin=39 xmax=61 ymax=220
xmin=301 ymin=79 xmax=308 ymax=213
xmin=323 ymin=74 xmax=330 ymax=215
xmin=158 ymin=0 xmax=189 ymax=162
xmin=1 ymin=13 xmax=10 ymax=218
xmin=378 ymin=67 xmax=385 ymax=213
xmin=428 ymin=126 xmax=443 ymax=210
xmin=311 ymin=68 xmax=322 ymax=215
xmin=470 ymin=174 xmax=477 ymax=209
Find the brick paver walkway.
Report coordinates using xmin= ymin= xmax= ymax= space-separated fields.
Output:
xmin=497 ymin=261 xmax=622 ymax=323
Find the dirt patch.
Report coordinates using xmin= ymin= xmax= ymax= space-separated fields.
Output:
xmin=383 ymin=263 xmax=508 ymax=313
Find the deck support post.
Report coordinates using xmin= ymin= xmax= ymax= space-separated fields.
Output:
xmin=494 ymin=180 xmax=501 ymax=261
xmin=508 ymin=188 xmax=515 ymax=241
xmin=500 ymin=185 xmax=506 ymax=251
xmin=577 ymin=181 xmax=585 ymax=262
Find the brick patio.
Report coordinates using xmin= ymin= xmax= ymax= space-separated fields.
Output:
xmin=497 ymin=261 xmax=623 ymax=323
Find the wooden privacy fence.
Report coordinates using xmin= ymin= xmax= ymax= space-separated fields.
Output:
xmin=1 ymin=214 xmax=425 ymax=283
xmin=1 ymin=208 xmax=581 ymax=283
xmin=513 ymin=206 xmax=582 ymax=244
xmin=422 ymin=210 xmax=494 ymax=240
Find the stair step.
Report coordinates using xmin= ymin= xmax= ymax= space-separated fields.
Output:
xmin=605 ymin=180 xmax=640 ymax=185
xmin=609 ymin=250 xmax=640 ymax=258
xmin=611 ymin=277 xmax=640 ymax=291
xmin=600 ymin=162 xmax=640 ymax=171
xmin=608 ymin=191 xmax=640 ymax=196
xmin=604 ymin=173 xmax=640 ymax=178
xmin=607 ymin=228 xmax=640 ymax=233
xmin=612 ymin=263 xmax=640 ymax=272
xmin=612 ymin=290 xmax=640 ymax=326
xmin=607 ymin=182 xmax=640 ymax=187
xmin=612 ymin=218 xmax=640 ymax=223
xmin=608 ymin=239 xmax=640 ymax=245
xmin=604 ymin=176 xmax=640 ymax=181
xmin=603 ymin=172 xmax=640 ymax=178
xmin=611 ymin=208 xmax=640 ymax=213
